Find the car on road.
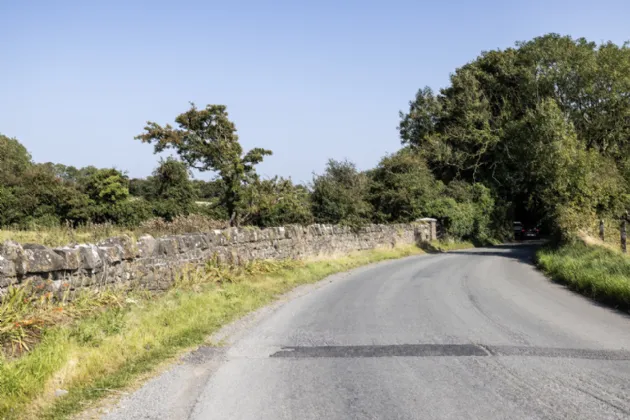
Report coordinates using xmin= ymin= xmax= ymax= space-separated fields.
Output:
xmin=521 ymin=226 xmax=540 ymax=239
xmin=513 ymin=221 xmax=523 ymax=240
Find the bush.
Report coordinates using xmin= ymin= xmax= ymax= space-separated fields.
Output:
xmin=311 ymin=159 xmax=372 ymax=225
xmin=241 ymin=177 xmax=313 ymax=227
xmin=91 ymin=199 xmax=153 ymax=227
xmin=423 ymin=182 xmax=495 ymax=242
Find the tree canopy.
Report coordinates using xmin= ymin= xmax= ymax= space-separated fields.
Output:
xmin=135 ymin=104 xmax=272 ymax=226
xmin=399 ymin=33 xmax=630 ymax=234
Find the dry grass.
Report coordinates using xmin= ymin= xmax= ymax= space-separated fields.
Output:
xmin=0 ymin=244 xmax=424 ymax=420
xmin=0 ymin=215 xmax=229 ymax=248
xmin=577 ymin=218 xmax=627 ymax=251
xmin=577 ymin=230 xmax=624 ymax=253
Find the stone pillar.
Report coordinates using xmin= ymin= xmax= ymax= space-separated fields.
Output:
xmin=416 ymin=218 xmax=437 ymax=241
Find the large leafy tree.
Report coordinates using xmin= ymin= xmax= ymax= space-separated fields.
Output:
xmin=400 ymin=34 xmax=630 ymax=233
xmin=136 ymin=104 xmax=272 ymax=226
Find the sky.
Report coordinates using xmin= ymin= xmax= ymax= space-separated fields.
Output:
xmin=1 ymin=0 xmax=629 ymax=184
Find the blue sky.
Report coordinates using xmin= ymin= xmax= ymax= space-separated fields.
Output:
xmin=1 ymin=0 xmax=629 ymax=184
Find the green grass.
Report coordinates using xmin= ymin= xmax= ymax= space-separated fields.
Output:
xmin=536 ymin=242 xmax=630 ymax=312
xmin=0 ymin=245 xmax=423 ymax=419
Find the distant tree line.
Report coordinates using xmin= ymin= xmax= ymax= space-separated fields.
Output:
xmin=3 ymin=33 xmax=627 ymax=242
xmin=0 ymin=128 xmax=498 ymax=242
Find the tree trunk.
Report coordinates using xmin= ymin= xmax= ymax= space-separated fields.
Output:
xmin=621 ymin=219 xmax=627 ymax=254
xmin=599 ymin=219 xmax=605 ymax=242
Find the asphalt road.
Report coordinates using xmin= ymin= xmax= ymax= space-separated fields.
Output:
xmin=104 ymin=243 xmax=630 ymax=420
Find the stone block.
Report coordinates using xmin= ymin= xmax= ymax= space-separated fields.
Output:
xmin=78 ymin=245 xmax=103 ymax=271
xmin=1 ymin=241 xmax=27 ymax=275
xmin=285 ymin=225 xmax=300 ymax=239
xmin=244 ymin=229 xmax=257 ymax=242
xmin=0 ymin=240 xmax=23 ymax=260
xmin=98 ymin=246 xmax=122 ymax=264
xmin=174 ymin=236 xmax=189 ymax=253
xmin=136 ymin=235 xmax=156 ymax=257
xmin=98 ymin=236 xmax=136 ymax=259
xmin=23 ymin=245 xmax=65 ymax=274
xmin=53 ymin=247 xmax=82 ymax=270
xmin=156 ymin=237 xmax=179 ymax=256
xmin=0 ymin=274 xmax=17 ymax=288
xmin=186 ymin=233 xmax=208 ymax=250
xmin=205 ymin=231 xmax=222 ymax=246
xmin=0 ymin=254 xmax=16 ymax=278
xmin=226 ymin=227 xmax=239 ymax=243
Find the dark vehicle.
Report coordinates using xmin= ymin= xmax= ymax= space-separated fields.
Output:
xmin=521 ymin=226 xmax=540 ymax=239
xmin=513 ymin=221 xmax=523 ymax=240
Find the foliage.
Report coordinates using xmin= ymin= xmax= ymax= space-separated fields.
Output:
xmin=149 ymin=158 xmax=196 ymax=221
xmin=368 ymin=148 xmax=442 ymax=223
xmin=128 ymin=177 xmax=156 ymax=199
xmin=311 ymin=159 xmax=372 ymax=226
xmin=0 ymin=134 xmax=32 ymax=187
xmin=399 ymin=34 xmax=630 ymax=234
xmin=80 ymin=167 xmax=129 ymax=206
xmin=241 ymin=177 xmax=313 ymax=227
xmin=135 ymin=104 xmax=272 ymax=226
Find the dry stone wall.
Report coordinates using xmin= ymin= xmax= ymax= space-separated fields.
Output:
xmin=0 ymin=222 xmax=434 ymax=296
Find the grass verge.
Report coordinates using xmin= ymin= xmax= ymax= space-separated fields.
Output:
xmin=0 ymin=245 xmax=423 ymax=419
xmin=536 ymin=242 xmax=630 ymax=312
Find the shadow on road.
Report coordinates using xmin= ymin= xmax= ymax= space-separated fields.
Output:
xmin=445 ymin=240 xmax=546 ymax=265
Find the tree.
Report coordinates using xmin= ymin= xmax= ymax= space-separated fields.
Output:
xmin=81 ymin=168 xmax=129 ymax=206
xmin=399 ymin=34 xmax=630 ymax=234
xmin=135 ymin=104 xmax=272 ymax=226
xmin=369 ymin=148 xmax=442 ymax=222
xmin=311 ymin=159 xmax=372 ymax=226
xmin=0 ymin=134 xmax=32 ymax=186
xmin=151 ymin=158 xmax=196 ymax=220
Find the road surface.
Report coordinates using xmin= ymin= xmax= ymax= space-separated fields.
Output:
xmin=104 ymin=244 xmax=630 ymax=420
